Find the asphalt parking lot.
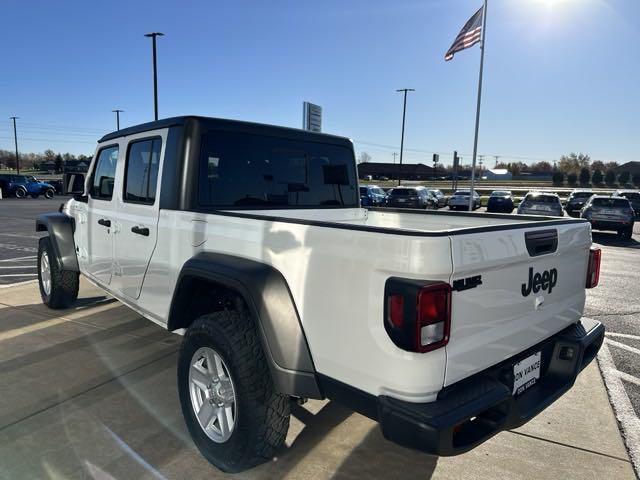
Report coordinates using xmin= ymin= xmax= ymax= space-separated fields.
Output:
xmin=0 ymin=197 xmax=639 ymax=478
xmin=0 ymin=196 xmax=67 ymax=285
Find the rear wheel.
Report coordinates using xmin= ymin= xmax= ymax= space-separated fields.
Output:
xmin=38 ymin=237 xmax=79 ymax=309
xmin=178 ymin=310 xmax=290 ymax=473
xmin=14 ymin=186 xmax=26 ymax=198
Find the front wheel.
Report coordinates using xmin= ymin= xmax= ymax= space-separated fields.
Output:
xmin=38 ymin=237 xmax=79 ymax=309
xmin=177 ymin=310 xmax=290 ymax=473
xmin=44 ymin=188 xmax=55 ymax=199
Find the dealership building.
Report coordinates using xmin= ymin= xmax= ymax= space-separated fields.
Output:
xmin=357 ymin=162 xmax=435 ymax=181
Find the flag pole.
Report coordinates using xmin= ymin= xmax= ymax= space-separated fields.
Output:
xmin=468 ymin=0 xmax=488 ymax=211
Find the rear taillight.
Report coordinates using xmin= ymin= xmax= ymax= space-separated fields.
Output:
xmin=586 ymin=247 xmax=601 ymax=289
xmin=385 ymin=279 xmax=452 ymax=353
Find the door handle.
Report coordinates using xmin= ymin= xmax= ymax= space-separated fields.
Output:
xmin=98 ymin=218 xmax=111 ymax=227
xmin=131 ymin=226 xmax=150 ymax=236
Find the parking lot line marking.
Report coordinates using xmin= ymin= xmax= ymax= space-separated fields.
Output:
xmin=0 ymin=256 xmax=37 ymax=262
xmin=606 ymin=339 xmax=640 ymax=356
xmin=0 ymin=280 xmax=37 ymax=289
xmin=607 ymin=332 xmax=640 ymax=341
xmin=598 ymin=343 xmax=640 ymax=477
xmin=0 ymin=274 xmax=37 ymax=277
xmin=0 ymin=266 xmax=36 ymax=269
xmin=616 ymin=371 xmax=640 ymax=388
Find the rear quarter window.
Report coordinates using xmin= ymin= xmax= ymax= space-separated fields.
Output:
xmin=198 ymin=131 xmax=358 ymax=209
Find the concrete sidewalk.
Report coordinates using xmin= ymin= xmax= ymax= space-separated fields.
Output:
xmin=0 ymin=280 xmax=635 ymax=479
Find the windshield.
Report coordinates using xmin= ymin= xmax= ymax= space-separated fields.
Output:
xmin=619 ymin=192 xmax=640 ymax=201
xmin=370 ymin=187 xmax=386 ymax=195
xmin=571 ymin=192 xmax=592 ymax=199
xmin=525 ymin=195 xmax=559 ymax=204
xmin=592 ymin=198 xmax=630 ymax=208
xmin=390 ymin=188 xmax=417 ymax=196
xmin=491 ymin=191 xmax=510 ymax=197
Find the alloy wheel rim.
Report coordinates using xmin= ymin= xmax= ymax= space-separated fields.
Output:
xmin=189 ymin=346 xmax=237 ymax=443
xmin=40 ymin=251 xmax=51 ymax=296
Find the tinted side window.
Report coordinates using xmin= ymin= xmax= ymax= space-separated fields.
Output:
xmin=198 ymin=131 xmax=357 ymax=208
xmin=90 ymin=146 xmax=119 ymax=200
xmin=124 ymin=138 xmax=162 ymax=204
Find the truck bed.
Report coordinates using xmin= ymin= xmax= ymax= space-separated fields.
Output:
xmin=219 ymin=207 xmax=586 ymax=235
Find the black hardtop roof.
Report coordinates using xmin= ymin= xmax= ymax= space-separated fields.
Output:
xmin=99 ymin=115 xmax=352 ymax=145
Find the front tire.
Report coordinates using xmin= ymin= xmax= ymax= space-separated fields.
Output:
xmin=44 ymin=188 xmax=55 ymax=199
xmin=178 ymin=310 xmax=290 ymax=473
xmin=38 ymin=237 xmax=79 ymax=309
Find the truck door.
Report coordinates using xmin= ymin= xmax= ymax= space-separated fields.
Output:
xmin=112 ymin=133 xmax=163 ymax=299
xmin=86 ymin=144 xmax=120 ymax=285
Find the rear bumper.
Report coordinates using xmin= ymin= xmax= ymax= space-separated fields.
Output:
xmin=321 ymin=317 xmax=604 ymax=457
xmin=589 ymin=219 xmax=634 ymax=231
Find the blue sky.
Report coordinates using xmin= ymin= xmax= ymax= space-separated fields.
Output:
xmin=1 ymin=0 xmax=638 ymax=166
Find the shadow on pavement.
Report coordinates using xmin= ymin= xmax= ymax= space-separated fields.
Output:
xmin=592 ymin=231 xmax=640 ymax=248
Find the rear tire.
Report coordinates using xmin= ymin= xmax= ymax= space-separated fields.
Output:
xmin=178 ymin=310 xmax=290 ymax=473
xmin=38 ymin=237 xmax=79 ymax=309
xmin=15 ymin=186 xmax=26 ymax=198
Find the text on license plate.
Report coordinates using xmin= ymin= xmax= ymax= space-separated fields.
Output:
xmin=513 ymin=351 xmax=541 ymax=395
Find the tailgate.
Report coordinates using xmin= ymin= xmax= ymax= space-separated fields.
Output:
xmin=445 ymin=221 xmax=592 ymax=387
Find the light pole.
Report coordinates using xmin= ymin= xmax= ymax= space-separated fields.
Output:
xmin=9 ymin=116 xmax=19 ymax=174
xmin=396 ymin=88 xmax=415 ymax=186
xmin=144 ymin=32 xmax=164 ymax=121
xmin=112 ymin=109 xmax=124 ymax=130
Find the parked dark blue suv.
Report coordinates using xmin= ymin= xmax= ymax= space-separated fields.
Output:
xmin=359 ymin=185 xmax=387 ymax=207
xmin=0 ymin=174 xmax=56 ymax=199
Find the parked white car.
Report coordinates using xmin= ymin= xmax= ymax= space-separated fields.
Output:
xmin=35 ymin=116 xmax=604 ymax=473
xmin=448 ymin=189 xmax=481 ymax=210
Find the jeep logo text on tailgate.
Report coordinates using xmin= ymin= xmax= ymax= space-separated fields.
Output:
xmin=521 ymin=267 xmax=558 ymax=297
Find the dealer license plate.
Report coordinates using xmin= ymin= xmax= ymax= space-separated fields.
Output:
xmin=513 ymin=351 xmax=541 ymax=396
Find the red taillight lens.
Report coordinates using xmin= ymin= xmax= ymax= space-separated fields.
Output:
xmin=384 ymin=279 xmax=452 ymax=353
xmin=416 ymin=284 xmax=452 ymax=352
xmin=387 ymin=294 xmax=404 ymax=328
xmin=586 ymin=247 xmax=601 ymax=289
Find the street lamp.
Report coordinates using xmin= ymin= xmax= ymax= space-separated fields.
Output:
xmin=144 ymin=32 xmax=164 ymax=121
xmin=396 ymin=88 xmax=415 ymax=186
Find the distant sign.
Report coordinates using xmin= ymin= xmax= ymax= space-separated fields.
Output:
xmin=303 ymin=102 xmax=322 ymax=133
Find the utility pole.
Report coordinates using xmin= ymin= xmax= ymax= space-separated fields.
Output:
xmin=392 ymin=152 xmax=398 ymax=164
xmin=396 ymin=88 xmax=415 ymax=186
xmin=112 ymin=109 xmax=124 ymax=130
xmin=144 ymin=32 xmax=164 ymax=121
xmin=9 ymin=116 xmax=19 ymax=174
xmin=493 ymin=155 xmax=500 ymax=168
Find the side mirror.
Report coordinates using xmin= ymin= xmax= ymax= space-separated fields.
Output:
xmin=73 ymin=193 xmax=88 ymax=203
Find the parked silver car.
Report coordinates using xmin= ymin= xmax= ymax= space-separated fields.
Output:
xmin=448 ymin=189 xmax=481 ymax=210
xmin=581 ymin=195 xmax=635 ymax=239
xmin=517 ymin=192 xmax=563 ymax=216
xmin=613 ymin=190 xmax=640 ymax=218
xmin=426 ymin=188 xmax=447 ymax=208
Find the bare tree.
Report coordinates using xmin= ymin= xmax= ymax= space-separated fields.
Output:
xmin=357 ymin=152 xmax=372 ymax=164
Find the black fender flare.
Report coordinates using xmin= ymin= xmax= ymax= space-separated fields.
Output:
xmin=169 ymin=252 xmax=322 ymax=399
xmin=35 ymin=213 xmax=79 ymax=272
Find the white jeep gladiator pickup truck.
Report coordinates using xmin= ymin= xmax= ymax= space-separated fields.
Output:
xmin=35 ymin=116 xmax=604 ymax=473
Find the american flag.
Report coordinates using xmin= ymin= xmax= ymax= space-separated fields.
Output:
xmin=445 ymin=6 xmax=484 ymax=61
